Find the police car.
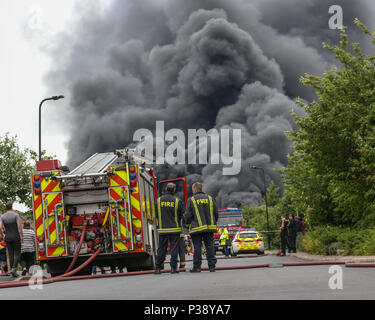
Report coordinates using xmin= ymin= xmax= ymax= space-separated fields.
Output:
xmin=230 ymin=229 xmax=264 ymax=256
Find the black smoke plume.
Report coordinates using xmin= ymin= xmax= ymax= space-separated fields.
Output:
xmin=44 ymin=0 xmax=375 ymax=207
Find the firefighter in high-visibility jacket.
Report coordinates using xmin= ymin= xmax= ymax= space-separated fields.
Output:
xmin=220 ymin=228 xmax=230 ymax=257
xmin=154 ymin=183 xmax=184 ymax=274
xmin=184 ymin=182 xmax=218 ymax=272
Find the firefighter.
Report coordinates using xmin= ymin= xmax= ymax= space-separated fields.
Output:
xmin=184 ymin=182 xmax=218 ymax=273
xmin=220 ymin=227 xmax=230 ymax=257
xmin=154 ymin=183 xmax=184 ymax=274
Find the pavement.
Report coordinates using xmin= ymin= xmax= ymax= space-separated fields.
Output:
xmin=263 ymin=250 xmax=375 ymax=263
xmin=291 ymin=252 xmax=375 ymax=263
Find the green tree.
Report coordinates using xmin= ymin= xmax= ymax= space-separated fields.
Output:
xmin=0 ymin=133 xmax=52 ymax=217
xmin=265 ymin=180 xmax=280 ymax=207
xmin=282 ymin=20 xmax=375 ymax=228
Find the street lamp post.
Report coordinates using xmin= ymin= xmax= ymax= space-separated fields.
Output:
xmin=39 ymin=96 xmax=64 ymax=161
xmin=250 ymin=165 xmax=271 ymax=250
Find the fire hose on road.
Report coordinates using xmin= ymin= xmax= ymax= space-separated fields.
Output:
xmin=64 ymin=224 xmax=87 ymax=274
xmin=0 ymin=248 xmax=102 ymax=289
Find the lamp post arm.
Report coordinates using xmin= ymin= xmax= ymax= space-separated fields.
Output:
xmin=39 ymin=98 xmax=52 ymax=161
xmin=38 ymin=97 xmax=63 ymax=161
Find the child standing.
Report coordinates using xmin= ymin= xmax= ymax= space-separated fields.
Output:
xmin=0 ymin=238 xmax=7 ymax=274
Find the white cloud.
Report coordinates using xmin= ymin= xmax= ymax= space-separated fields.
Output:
xmin=0 ymin=1 xmax=79 ymax=165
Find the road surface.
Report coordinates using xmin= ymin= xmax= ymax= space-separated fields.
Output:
xmin=0 ymin=254 xmax=374 ymax=300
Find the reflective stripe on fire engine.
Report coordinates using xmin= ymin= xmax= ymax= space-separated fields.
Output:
xmin=40 ymin=172 xmax=61 ymax=193
xmin=109 ymin=164 xmax=143 ymax=252
xmin=42 ymin=191 xmax=67 ymax=257
xmin=110 ymin=169 xmax=140 ymax=212
xmin=33 ymin=193 xmax=44 ymax=237
xmin=33 ymin=172 xmax=68 ymax=258
xmin=110 ymin=187 xmax=130 ymax=251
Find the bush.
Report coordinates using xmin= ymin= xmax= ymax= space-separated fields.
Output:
xmin=300 ymin=226 xmax=375 ymax=256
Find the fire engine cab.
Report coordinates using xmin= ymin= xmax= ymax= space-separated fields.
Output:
xmin=214 ymin=208 xmax=244 ymax=251
xmin=30 ymin=148 xmax=186 ymax=276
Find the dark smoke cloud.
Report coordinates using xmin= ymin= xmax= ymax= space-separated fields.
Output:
xmin=45 ymin=0 xmax=375 ymax=207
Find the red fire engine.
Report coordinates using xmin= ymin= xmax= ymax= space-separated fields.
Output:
xmin=30 ymin=148 xmax=186 ymax=276
xmin=214 ymin=208 xmax=244 ymax=251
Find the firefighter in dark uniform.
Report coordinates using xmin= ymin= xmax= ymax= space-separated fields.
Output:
xmin=154 ymin=183 xmax=184 ymax=274
xmin=184 ymin=182 xmax=218 ymax=272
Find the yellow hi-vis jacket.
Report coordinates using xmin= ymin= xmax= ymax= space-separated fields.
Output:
xmin=220 ymin=228 xmax=229 ymax=246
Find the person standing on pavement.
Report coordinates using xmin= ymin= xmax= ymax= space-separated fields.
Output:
xmin=0 ymin=202 xmax=23 ymax=277
xmin=286 ymin=214 xmax=297 ymax=253
xmin=184 ymin=182 xmax=218 ymax=273
xmin=294 ymin=216 xmax=304 ymax=251
xmin=295 ymin=216 xmax=303 ymax=234
xmin=220 ymin=227 xmax=230 ymax=257
xmin=154 ymin=183 xmax=184 ymax=274
xmin=300 ymin=215 xmax=306 ymax=233
xmin=20 ymin=221 xmax=36 ymax=276
xmin=279 ymin=216 xmax=288 ymax=256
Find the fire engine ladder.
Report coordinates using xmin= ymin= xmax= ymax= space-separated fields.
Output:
xmin=109 ymin=185 xmax=134 ymax=251
xmin=70 ymin=152 xmax=118 ymax=175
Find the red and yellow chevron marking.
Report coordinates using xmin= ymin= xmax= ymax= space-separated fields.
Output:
xmin=43 ymin=192 xmax=67 ymax=257
xmin=109 ymin=166 xmax=132 ymax=252
xmin=129 ymin=165 xmax=143 ymax=251
xmin=109 ymin=166 xmax=128 ymax=187
xmin=32 ymin=172 xmax=67 ymax=260
xmin=108 ymin=165 xmax=144 ymax=252
xmin=32 ymin=174 xmax=44 ymax=260
xmin=151 ymin=199 xmax=156 ymax=226
xmin=110 ymin=187 xmax=131 ymax=252
xmin=33 ymin=193 xmax=44 ymax=238
xmin=40 ymin=172 xmax=62 ymax=193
